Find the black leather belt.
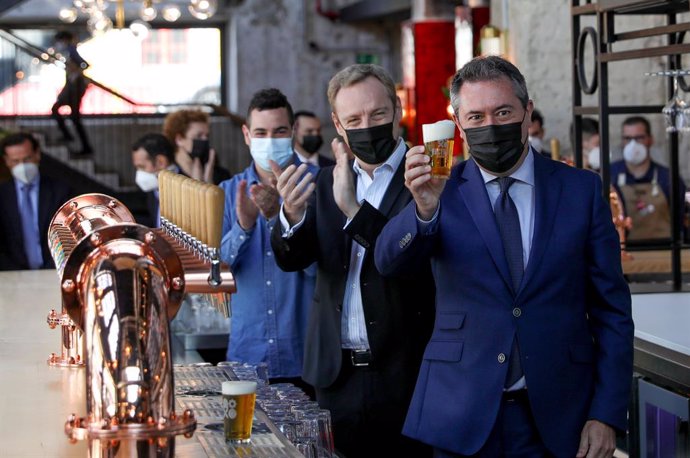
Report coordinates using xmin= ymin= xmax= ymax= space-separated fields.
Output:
xmin=502 ymin=389 xmax=528 ymax=402
xmin=344 ymin=349 xmax=372 ymax=367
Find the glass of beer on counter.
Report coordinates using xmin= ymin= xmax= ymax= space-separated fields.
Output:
xmin=422 ymin=119 xmax=456 ymax=179
xmin=223 ymin=380 xmax=257 ymax=443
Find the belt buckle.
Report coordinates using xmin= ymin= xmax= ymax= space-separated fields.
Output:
xmin=350 ymin=349 xmax=370 ymax=367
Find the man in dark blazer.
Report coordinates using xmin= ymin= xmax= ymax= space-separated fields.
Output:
xmin=375 ymin=56 xmax=634 ymax=458
xmin=293 ymin=110 xmax=335 ymax=168
xmin=270 ymin=64 xmax=434 ymax=458
xmin=0 ymin=132 xmax=73 ymax=270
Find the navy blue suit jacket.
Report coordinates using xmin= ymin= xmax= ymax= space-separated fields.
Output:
xmin=0 ymin=174 xmax=73 ymax=270
xmin=374 ymin=153 xmax=634 ymax=457
xmin=317 ymin=154 xmax=335 ymax=168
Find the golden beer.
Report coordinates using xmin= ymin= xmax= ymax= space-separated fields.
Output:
xmin=223 ymin=381 xmax=257 ymax=443
xmin=422 ymin=120 xmax=456 ymax=179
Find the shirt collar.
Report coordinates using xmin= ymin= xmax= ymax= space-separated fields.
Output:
xmin=352 ymin=138 xmax=406 ymax=177
xmin=250 ymin=152 xmax=302 ymax=184
xmin=478 ymin=146 xmax=535 ymax=187
xmin=14 ymin=173 xmax=40 ymax=192
xmin=295 ymin=149 xmax=318 ymax=166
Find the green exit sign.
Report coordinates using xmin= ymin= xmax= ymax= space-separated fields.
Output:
xmin=356 ymin=53 xmax=379 ymax=65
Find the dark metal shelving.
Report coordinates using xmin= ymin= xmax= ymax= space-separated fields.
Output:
xmin=571 ymin=0 xmax=689 ymax=292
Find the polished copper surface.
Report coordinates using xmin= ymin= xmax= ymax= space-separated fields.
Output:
xmin=47 ymin=194 xmax=137 ymax=368
xmin=43 ymin=191 xmax=246 ymax=455
xmin=60 ymin=222 xmax=195 ymax=455
xmin=48 ymin=194 xmax=136 ymax=278
xmin=60 ymin=224 xmax=185 ymax=329
xmin=46 ymin=309 xmax=84 ymax=367
xmin=610 ymin=187 xmax=634 ymax=261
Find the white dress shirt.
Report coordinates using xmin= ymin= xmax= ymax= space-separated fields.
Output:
xmin=341 ymin=140 xmax=405 ymax=350
xmin=280 ymin=139 xmax=406 ymax=350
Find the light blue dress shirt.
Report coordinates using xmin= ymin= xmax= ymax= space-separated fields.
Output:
xmin=477 ymin=149 xmax=535 ymax=270
xmin=420 ymin=148 xmax=536 ymax=390
xmin=219 ymin=156 xmax=317 ymax=378
xmin=341 ymin=140 xmax=406 ymax=350
xmin=14 ymin=175 xmax=43 ymax=268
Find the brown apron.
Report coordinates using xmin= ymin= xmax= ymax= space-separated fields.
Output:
xmin=618 ymin=169 xmax=671 ymax=241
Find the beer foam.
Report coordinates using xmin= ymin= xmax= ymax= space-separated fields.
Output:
xmin=422 ymin=120 xmax=456 ymax=143
xmin=222 ymin=381 xmax=257 ymax=395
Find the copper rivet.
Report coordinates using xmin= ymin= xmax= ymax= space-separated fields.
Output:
xmin=172 ymin=277 xmax=184 ymax=290
xmin=62 ymin=279 xmax=75 ymax=293
xmin=108 ymin=200 xmax=117 ymax=208
xmin=145 ymin=232 xmax=156 ymax=244
xmin=90 ymin=233 xmax=102 ymax=246
xmin=70 ymin=201 xmax=78 ymax=209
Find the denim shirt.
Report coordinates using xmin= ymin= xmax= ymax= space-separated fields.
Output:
xmin=219 ymin=156 xmax=317 ymax=378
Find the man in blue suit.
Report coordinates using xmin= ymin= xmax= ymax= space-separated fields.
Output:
xmin=374 ymin=56 xmax=634 ymax=457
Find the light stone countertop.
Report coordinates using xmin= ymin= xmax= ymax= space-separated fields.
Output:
xmin=0 ymin=269 xmax=88 ymax=457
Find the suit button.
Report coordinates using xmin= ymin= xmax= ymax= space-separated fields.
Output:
xmin=498 ymin=353 xmax=506 ymax=363
xmin=513 ymin=307 xmax=521 ymax=317
xmin=336 ymin=304 xmax=342 ymax=312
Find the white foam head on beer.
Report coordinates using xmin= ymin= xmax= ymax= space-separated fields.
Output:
xmin=422 ymin=120 xmax=456 ymax=143
xmin=222 ymin=381 xmax=257 ymax=395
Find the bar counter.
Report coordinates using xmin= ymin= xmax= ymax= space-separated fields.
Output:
xmin=0 ymin=269 xmax=88 ymax=457
xmin=622 ymin=249 xmax=690 ymax=274
xmin=0 ymin=270 xmax=302 ymax=457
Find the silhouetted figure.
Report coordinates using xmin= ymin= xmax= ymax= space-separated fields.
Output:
xmin=52 ymin=31 xmax=93 ymax=156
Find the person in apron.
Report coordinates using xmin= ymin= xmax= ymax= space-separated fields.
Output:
xmin=616 ymin=166 xmax=671 ymax=241
xmin=610 ymin=116 xmax=684 ymax=242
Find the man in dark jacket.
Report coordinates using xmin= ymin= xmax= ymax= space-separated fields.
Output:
xmin=0 ymin=132 xmax=72 ymax=270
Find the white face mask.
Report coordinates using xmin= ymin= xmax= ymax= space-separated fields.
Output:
xmin=528 ymin=136 xmax=543 ymax=153
xmin=623 ymin=140 xmax=647 ymax=166
xmin=135 ymin=170 xmax=159 ymax=192
xmin=250 ymin=137 xmax=293 ymax=171
xmin=11 ymin=162 xmax=39 ymax=184
xmin=587 ymin=147 xmax=601 ymax=170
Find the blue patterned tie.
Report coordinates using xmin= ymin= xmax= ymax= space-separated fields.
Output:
xmin=495 ymin=176 xmax=523 ymax=387
xmin=19 ymin=183 xmax=43 ymax=269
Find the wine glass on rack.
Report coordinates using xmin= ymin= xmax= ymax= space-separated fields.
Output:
xmin=661 ymin=70 xmax=690 ymax=133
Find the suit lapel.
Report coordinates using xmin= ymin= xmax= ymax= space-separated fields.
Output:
xmin=517 ymin=154 xmax=561 ymax=298
xmin=378 ymin=157 xmax=407 ymax=218
xmin=341 ymin=163 xmax=357 ymax=263
xmin=458 ymin=160 xmax=513 ymax=292
xmin=3 ymin=180 xmax=28 ymax=265
xmin=38 ymin=175 xmax=53 ymax=236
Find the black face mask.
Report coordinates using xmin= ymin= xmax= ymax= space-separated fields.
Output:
xmin=462 ymin=117 xmax=527 ymax=174
xmin=345 ymin=122 xmax=397 ymax=164
xmin=301 ymin=135 xmax=323 ymax=154
xmin=190 ymin=138 xmax=210 ymax=164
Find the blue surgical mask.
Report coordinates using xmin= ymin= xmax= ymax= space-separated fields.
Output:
xmin=250 ymin=137 xmax=293 ymax=171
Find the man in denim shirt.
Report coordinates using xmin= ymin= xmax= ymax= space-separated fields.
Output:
xmin=219 ymin=88 xmax=317 ymax=393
